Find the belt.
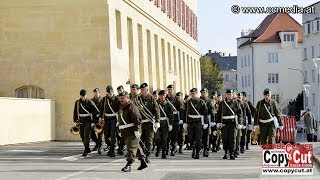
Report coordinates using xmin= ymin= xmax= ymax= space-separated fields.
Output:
xmin=222 ymin=115 xmax=236 ymax=119
xmin=105 ymin=113 xmax=117 ymax=117
xmin=119 ymin=123 xmax=134 ymax=129
xmin=188 ymin=114 xmax=202 ymax=119
xmin=79 ymin=114 xmax=91 ymax=117
xmin=173 ymin=111 xmax=179 ymax=115
xmin=142 ymin=119 xmax=151 ymax=123
xmin=259 ymin=118 xmax=273 ymax=123
xmin=160 ymin=117 xmax=168 ymax=121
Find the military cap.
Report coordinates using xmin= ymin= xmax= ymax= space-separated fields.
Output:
xmin=153 ymin=90 xmax=157 ymax=95
xmin=263 ymin=88 xmax=271 ymax=95
xmin=131 ymin=84 xmax=139 ymax=89
xmin=200 ymin=88 xmax=208 ymax=92
xmin=93 ymin=88 xmax=99 ymax=92
xmin=241 ymin=91 xmax=247 ymax=97
xmin=190 ymin=88 xmax=198 ymax=92
xmin=237 ymin=92 xmax=243 ymax=96
xmin=118 ymin=91 xmax=129 ymax=97
xmin=80 ymin=89 xmax=87 ymax=96
xmin=226 ymin=89 xmax=233 ymax=93
xmin=140 ymin=83 xmax=148 ymax=89
xmin=158 ymin=90 xmax=166 ymax=95
xmin=106 ymin=85 xmax=113 ymax=93
xmin=233 ymin=89 xmax=237 ymax=93
xmin=117 ymin=85 xmax=124 ymax=90
xmin=176 ymin=92 xmax=183 ymax=97
xmin=211 ymin=91 xmax=218 ymax=96
xmin=217 ymin=92 xmax=221 ymax=96
xmin=167 ymin=84 xmax=174 ymax=89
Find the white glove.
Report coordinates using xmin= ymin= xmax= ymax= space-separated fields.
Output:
xmin=183 ymin=123 xmax=188 ymax=129
xmin=210 ymin=122 xmax=216 ymax=127
xmin=169 ymin=125 xmax=173 ymax=131
xmin=73 ymin=122 xmax=78 ymax=127
xmin=179 ymin=120 xmax=184 ymax=125
xmin=116 ymin=121 xmax=119 ymax=127
xmin=118 ymin=132 xmax=122 ymax=137
xmin=217 ymin=123 xmax=222 ymax=128
xmin=155 ymin=122 xmax=161 ymax=129
xmin=279 ymin=126 xmax=284 ymax=130
xmin=236 ymin=124 xmax=243 ymax=130
xmin=242 ymin=125 xmax=246 ymax=129
xmin=91 ymin=123 xmax=95 ymax=127
xmin=203 ymin=124 xmax=208 ymax=129
xmin=134 ymin=131 xmax=141 ymax=138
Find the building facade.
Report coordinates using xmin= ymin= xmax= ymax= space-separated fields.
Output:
xmin=302 ymin=2 xmax=320 ymax=141
xmin=0 ymin=0 xmax=201 ymax=140
xmin=237 ymin=13 xmax=303 ymax=108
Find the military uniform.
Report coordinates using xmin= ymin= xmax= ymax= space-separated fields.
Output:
xmin=90 ymin=89 xmax=103 ymax=153
xmin=238 ymin=93 xmax=252 ymax=153
xmin=73 ymin=89 xmax=100 ymax=156
xmin=175 ymin=92 xmax=185 ymax=153
xmin=118 ymin=91 xmax=147 ymax=172
xmin=155 ymin=90 xmax=174 ymax=159
xmin=185 ymin=88 xmax=208 ymax=159
xmin=99 ymin=86 xmax=120 ymax=157
xmin=254 ymin=89 xmax=282 ymax=146
xmin=216 ymin=89 xmax=243 ymax=160
xmin=166 ymin=85 xmax=185 ymax=156
xmin=242 ymin=91 xmax=255 ymax=150
xmin=116 ymin=85 xmax=125 ymax=155
xmin=134 ymin=83 xmax=160 ymax=163
xmin=209 ymin=91 xmax=219 ymax=152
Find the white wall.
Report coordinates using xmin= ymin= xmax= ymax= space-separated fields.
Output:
xmin=0 ymin=98 xmax=55 ymax=145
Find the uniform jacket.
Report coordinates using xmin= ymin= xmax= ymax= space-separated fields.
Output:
xmin=73 ymin=98 xmax=100 ymax=123
xmin=157 ymin=99 xmax=174 ymax=127
xmin=99 ymin=95 xmax=120 ymax=120
xmin=166 ymin=95 xmax=185 ymax=121
xmin=216 ymin=99 xmax=243 ymax=124
xmin=185 ymin=98 xmax=208 ymax=124
xmin=136 ymin=94 xmax=160 ymax=123
xmin=200 ymin=96 xmax=215 ymax=123
xmin=254 ymin=99 xmax=282 ymax=126
xmin=118 ymin=101 xmax=142 ymax=137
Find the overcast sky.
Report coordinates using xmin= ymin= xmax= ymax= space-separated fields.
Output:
xmin=198 ymin=0 xmax=318 ymax=55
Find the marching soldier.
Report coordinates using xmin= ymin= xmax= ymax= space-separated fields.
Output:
xmin=136 ymin=83 xmax=160 ymax=163
xmin=130 ymin=84 xmax=140 ymax=100
xmin=209 ymin=91 xmax=219 ymax=152
xmin=90 ymin=88 xmax=103 ymax=154
xmin=242 ymin=92 xmax=256 ymax=150
xmin=153 ymin=90 xmax=158 ymax=100
xmin=155 ymin=90 xmax=174 ymax=159
xmin=254 ymin=88 xmax=283 ymax=147
xmin=237 ymin=92 xmax=252 ymax=153
xmin=117 ymin=85 xmax=124 ymax=95
xmin=176 ymin=92 xmax=185 ymax=154
xmin=216 ymin=89 xmax=243 ymax=160
xmin=166 ymin=85 xmax=185 ymax=156
xmin=118 ymin=91 xmax=148 ymax=172
xmin=215 ymin=92 xmax=223 ymax=151
xmin=200 ymin=88 xmax=214 ymax=157
xmin=73 ymin=89 xmax=100 ymax=157
xmin=99 ymin=86 xmax=120 ymax=157
xmin=116 ymin=85 xmax=125 ymax=155
xmin=184 ymin=88 xmax=208 ymax=159
xmin=234 ymin=92 xmax=243 ymax=158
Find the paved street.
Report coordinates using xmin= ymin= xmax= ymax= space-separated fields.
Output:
xmin=0 ymin=141 xmax=319 ymax=180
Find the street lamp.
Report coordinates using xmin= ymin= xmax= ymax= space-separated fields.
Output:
xmin=288 ymin=68 xmax=310 ymax=110
xmin=312 ymin=58 xmax=320 ymax=142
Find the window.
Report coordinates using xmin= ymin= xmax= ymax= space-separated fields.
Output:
xmin=248 ymin=74 xmax=251 ymax=86
xmin=283 ymin=34 xmax=294 ymax=42
xmin=312 ymin=93 xmax=316 ymax=106
xmin=235 ymin=74 xmax=237 ymax=81
xmin=304 ymin=71 xmax=308 ymax=83
xmin=115 ymin=10 xmax=122 ymax=49
xmin=241 ymin=57 xmax=243 ymax=68
xmin=268 ymin=52 xmax=278 ymax=63
xmin=312 ymin=70 xmax=315 ymax=82
xmin=241 ymin=76 xmax=244 ymax=88
xmin=271 ymin=94 xmax=280 ymax=104
xmin=244 ymin=75 xmax=247 ymax=87
xmin=15 ymin=85 xmax=44 ymax=99
xmin=225 ymin=74 xmax=229 ymax=82
xmin=308 ymin=23 xmax=311 ymax=34
xmin=304 ymin=48 xmax=307 ymax=60
xmin=317 ymin=20 xmax=320 ymax=32
xmin=268 ymin=73 xmax=279 ymax=84
xmin=244 ymin=56 xmax=247 ymax=66
xmin=312 ymin=46 xmax=315 ymax=58
xmin=248 ymin=55 xmax=251 ymax=67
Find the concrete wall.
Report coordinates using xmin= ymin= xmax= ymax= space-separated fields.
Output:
xmin=0 ymin=98 xmax=55 ymax=146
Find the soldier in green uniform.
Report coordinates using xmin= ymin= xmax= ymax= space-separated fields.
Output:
xmin=254 ymin=88 xmax=283 ymax=147
xmin=136 ymin=83 xmax=160 ymax=163
xmin=73 ymin=89 xmax=100 ymax=157
xmin=209 ymin=91 xmax=219 ymax=152
xmin=216 ymin=89 xmax=243 ymax=160
xmin=118 ymin=91 xmax=148 ymax=172
xmin=233 ymin=91 xmax=243 ymax=158
xmin=155 ymin=90 xmax=174 ymax=159
xmin=99 ymin=86 xmax=120 ymax=157
xmin=176 ymin=92 xmax=185 ymax=154
xmin=241 ymin=91 xmax=255 ymax=150
xmin=184 ymin=88 xmax=208 ymax=159
xmin=166 ymin=85 xmax=185 ymax=156
xmin=116 ymin=85 xmax=125 ymax=155
xmin=90 ymin=88 xmax=103 ymax=154
xmin=237 ymin=92 xmax=252 ymax=153
xmin=200 ymin=88 xmax=214 ymax=157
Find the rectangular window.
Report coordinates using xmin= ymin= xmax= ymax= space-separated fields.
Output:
xmin=225 ymin=74 xmax=229 ymax=82
xmin=245 ymin=75 xmax=247 ymax=87
xmin=241 ymin=57 xmax=243 ymax=67
xmin=244 ymin=56 xmax=247 ymax=66
xmin=248 ymin=74 xmax=251 ymax=86
xmin=312 ymin=70 xmax=315 ymax=82
xmin=308 ymin=23 xmax=311 ymax=34
xmin=268 ymin=52 xmax=278 ymax=63
xmin=271 ymin=94 xmax=280 ymax=104
xmin=317 ymin=20 xmax=320 ymax=31
xmin=268 ymin=73 xmax=279 ymax=84
xmin=304 ymin=48 xmax=307 ymax=60
xmin=248 ymin=55 xmax=251 ymax=67
xmin=115 ymin=10 xmax=122 ymax=49
xmin=312 ymin=93 xmax=316 ymax=106
xmin=241 ymin=76 xmax=244 ymax=88
xmin=312 ymin=46 xmax=315 ymax=58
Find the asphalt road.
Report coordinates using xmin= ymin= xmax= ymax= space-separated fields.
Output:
xmin=0 ymin=141 xmax=319 ymax=180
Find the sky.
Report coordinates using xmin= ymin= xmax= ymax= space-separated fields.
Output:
xmin=198 ymin=0 xmax=318 ymax=56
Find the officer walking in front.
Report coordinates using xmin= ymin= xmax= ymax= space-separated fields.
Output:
xmin=216 ymin=89 xmax=243 ymax=160
xmin=73 ymin=89 xmax=100 ymax=157
xmin=118 ymin=91 xmax=148 ymax=172
xmin=254 ymin=88 xmax=283 ymax=147
xmin=184 ymin=88 xmax=208 ymax=159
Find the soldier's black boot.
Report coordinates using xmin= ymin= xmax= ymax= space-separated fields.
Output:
xmin=203 ymin=148 xmax=209 ymax=157
xmin=161 ymin=149 xmax=167 ymax=159
xmin=155 ymin=146 xmax=160 ymax=157
xmin=82 ymin=146 xmax=90 ymax=157
xmin=138 ymin=158 xmax=148 ymax=170
xmin=223 ymin=150 xmax=228 ymax=159
xmin=119 ymin=146 xmax=124 ymax=155
xmin=246 ymin=143 xmax=249 ymax=150
xmin=178 ymin=146 xmax=183 ymax=154
xmin=92 ymin=144 xmax=98 ymax=151
xmin=194 ymin=149 xmax=200 ymax=159
xmin=170 ymin=147 xmax=176 ymax=156
xmin=191 ymin=147 xmax=195 ymax=158
xmin=166 ymin=147 xmax=169 ymax=155
xmin=229 ymin=150 xmax=235 ymax=160
xmin=240 ymin=147 xmax=245 ymax=153
xmin=109 ymin=147 xmax=115 ymax=157
xmin=121 ymin=162 xmax=132 ymax=172
xmin=234 ymin=150 xmax=238 ymax=158
xmin=145 ymin=155 xmax=150 ymax=163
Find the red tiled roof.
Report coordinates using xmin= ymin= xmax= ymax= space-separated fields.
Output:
xmin=239 ymin=13 xmax=303 ymax=48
